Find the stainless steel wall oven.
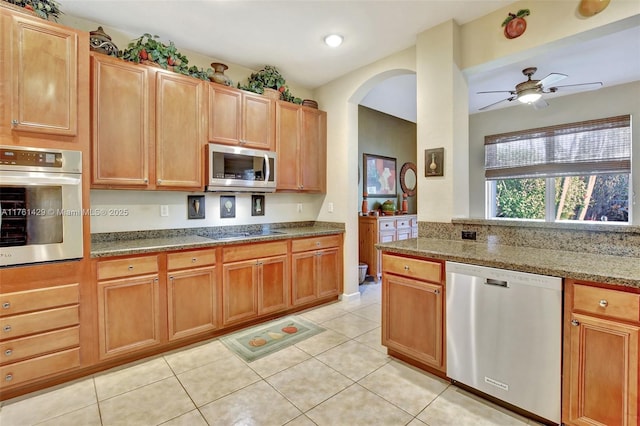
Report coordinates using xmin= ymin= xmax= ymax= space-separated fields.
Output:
xmin=0 ymin=146 xmax=83 ymax=267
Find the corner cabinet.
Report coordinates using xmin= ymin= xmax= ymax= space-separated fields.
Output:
xmin=276 ymin=102 xmax=327 ymax=192
xmin=359 ymin=215 xmax=417 ymax=279
xmin=208 ymin=84 xmax=274 ymax=150
xmin=381 ymin=253 xmax=445 ymax=373
xmin=90 ymin=53 xmax=205 ymax=190
xmin=563 ymin=280 xmax=639 ymax=426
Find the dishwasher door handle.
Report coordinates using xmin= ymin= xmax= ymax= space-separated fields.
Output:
xmin=485 ymin=278 xmax=509 ymax=288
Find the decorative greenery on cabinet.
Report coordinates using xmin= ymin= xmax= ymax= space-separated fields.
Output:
xmin=238 ymin=65 xmax=302 ymax=104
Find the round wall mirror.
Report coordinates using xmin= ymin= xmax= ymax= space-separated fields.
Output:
xmin=399 ymin=162 xmax=417 ymax=197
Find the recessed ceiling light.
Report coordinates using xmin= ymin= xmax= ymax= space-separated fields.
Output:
xmin=324 ymin=34 xmax=343 ymax=48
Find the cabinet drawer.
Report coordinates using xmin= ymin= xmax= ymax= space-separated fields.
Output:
xmin=0 ymin=326 xmax=79 ymax=365
xmin=223 ymin=241 xmax=287 ymax=262
xmin=379 ymin=219 xmax=396 ymax=231
xmin=379 ymin=231 xmax=396 ymax=244
xmin=382 ymin=254 xmax=442 ymax=283
xmin=291 ymin=234 xmax=341 ymax=252
xmin=396 ymin=219 xmax=411 ymax=229
xmin=573 ymin=284 xmax=640 ymax=323
xmin=168 ymin=249 xmax=216 ymax=270
xmin=0 ymin=348 xmax=80 ymax=388
xmin=0 ymin=284 xmax=79 ymax=317
xmin=97 ymin=255 xmax=159 ymax=280
xmin=0 ymin=306 xmax=79 ymax=340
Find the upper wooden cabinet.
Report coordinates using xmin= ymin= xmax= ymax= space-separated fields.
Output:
xmin=90 ymin=53 xmax=206 ymax=190
xmin=276 ymin=102 xmax=326 ymax=192
xmin=208 ymin=84 xmax=274 ymax=150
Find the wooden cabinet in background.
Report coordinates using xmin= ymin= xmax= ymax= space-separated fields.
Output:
xmin=222 ymin=241 xmax=289 ymax=326
xmin=381 ymin=253 xmax=445 ymax=372
xmin=358 ymin=215 xmax=417 ymax=279
xmin=90 ymin=53 xmax=206 ymax=190
xmin=563 ymin=280 xmax=639 ymax=426
xmin=96 ymin=255 xmax=161 ymax=359
xmin=276 ymin=102 xmax=326 ymax=192
xmin=291 ymin=235 xmax=342 ymax=306
xmin=167 ymin=249 xmax=218 ymax=341
xmin=208 ymin=84 xmax=274 ymax=150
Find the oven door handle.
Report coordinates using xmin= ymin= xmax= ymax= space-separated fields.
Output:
xmin=0 ymin=172 xmax=81 ymax=186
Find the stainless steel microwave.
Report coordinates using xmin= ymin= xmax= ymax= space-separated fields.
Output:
xmin=205 ymin=144 xmax=276 ymax=192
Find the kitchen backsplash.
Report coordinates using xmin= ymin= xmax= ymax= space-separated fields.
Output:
xmin=419 ymin=219 xmax=640 ymax=258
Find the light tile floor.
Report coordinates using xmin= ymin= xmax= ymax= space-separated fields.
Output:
xmin=0 ymin=282 xmax=543 ymax=426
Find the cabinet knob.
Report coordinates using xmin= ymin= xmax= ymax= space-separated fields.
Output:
xmin=404 ymin=265 xmax=410 ymax=271
xmin=599 ymin=299 xmax=608 ymax=308
xmin=2 ymin=302 xmax=9 ymax=309
xmin=3 ymin=325 xmax=11 ymax=333
xmin=5 ymin=374 xmax=13 ymax=382
xmin=316 ymin=242 xmax=321 ymax=246
xmin=192 ymin=257 xmax=197 ymax=263
xmin=11 ymin=119 xmax=18 ymax=126
xmin=157 ymin=179 xmax=162 ymax=184
xmin=4 ymin=349 xmax=12 ymax=357
xmin=571 ymin=319 xmax=580 ymax=326
xmin=128 ymin=265 xmax=134 ymax=270
xmin=169 ymin=276 xmax=174 ymax=280
xmin=144 ymin=179 xmax=148 ymax=183
xmin=434 ymin=289 xmax=440 ymax=295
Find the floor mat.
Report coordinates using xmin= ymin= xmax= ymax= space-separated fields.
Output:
xmin=220 ymin=315 xmax=325 ymax=362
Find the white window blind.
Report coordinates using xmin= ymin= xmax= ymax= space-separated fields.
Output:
xmin=484 ymin=115 xmax=631 ymax=180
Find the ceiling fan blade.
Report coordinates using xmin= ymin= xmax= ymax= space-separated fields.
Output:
xmin=548 ymin=82 xmax=603 ymax=91
xmin=537 ymin=73 xmax=568 ymax=88
xmin=479 ymin=96 xmax=516 ymax=111
xmin=477 ymin=90 xmax=516 ymax=94
xmin=532 ymin=98 xmax=549 ymax=110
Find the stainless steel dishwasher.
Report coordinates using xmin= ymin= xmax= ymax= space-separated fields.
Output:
xmin=446 ymin=261 xmax=562 ymax=424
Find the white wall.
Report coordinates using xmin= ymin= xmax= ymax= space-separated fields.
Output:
xmin=468 ymin=81 xmax=640 ymax=224
xmin=90 ymin=191 xmax=325 ymax=233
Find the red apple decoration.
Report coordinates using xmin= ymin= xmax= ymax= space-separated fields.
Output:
xmin=282 ymin=324 xmax=298 ymax=334
xmin=502 ymin=9 xmax=530 ymax=40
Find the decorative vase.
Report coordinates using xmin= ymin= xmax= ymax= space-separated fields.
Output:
xmin=401 ymin=193 xmax=408 ymax=214
xmin=209 ymin=62 xmax=232 ymax=86
xmin=381 ymin=200 xmax=395 ymax=216
xmin=89 ymin=26 xmax=118 ymax=56
xmin=361 ymin=193 xmax=369 ymax=215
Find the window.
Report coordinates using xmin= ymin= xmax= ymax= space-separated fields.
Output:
xmin=485 ymin=115 xmax=631 ymax=223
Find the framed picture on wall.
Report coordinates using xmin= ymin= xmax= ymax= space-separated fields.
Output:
xmin=363 ymin=153 xmax=397 ymax=197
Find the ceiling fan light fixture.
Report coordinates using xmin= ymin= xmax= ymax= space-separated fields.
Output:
xmin=518 ymin=89 xmax=542 ymax=104
xmin=324 ymin=34 xmax=343 ymax=48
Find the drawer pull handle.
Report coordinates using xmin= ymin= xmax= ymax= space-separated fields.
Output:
xmin=2 ymin=302 xmax=9 ymax=309
xmin=128 ymin=265 xmax=134 ymax=270
xmin=192 ymin=258 xmax=197 ymax=263
xmin=5 ymin=374 xmax=13 ymax=382
xmin=434 ymin=289 xmax=440 ymax=295
xmin=404 ymin=266 xmax=410 ymax=271
xmin=571 ymin=319 xmax=580 ymax=326
xmin=599 ymin=299 xmax=608 ymax=308
xmin=4 ymin=349 xmax=12 ymax=356
xmin=3 ymin=325 xmax=11 ymax=333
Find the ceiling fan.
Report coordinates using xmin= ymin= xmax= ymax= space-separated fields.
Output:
xmin=477 ymin=67 xmax=603 ymax=111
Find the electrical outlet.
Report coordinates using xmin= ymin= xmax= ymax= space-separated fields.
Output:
xmin=328 ymin=202 xmax=334 ymax=213
xmin=160 ymin=205 xmax=169 ymax=217
xmin=461 ymin=230 xmax=476 ymax=240
xmin=297 ymin=203 xmax=303 ymax=213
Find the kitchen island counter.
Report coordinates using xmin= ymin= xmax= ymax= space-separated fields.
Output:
xmin=377 ymin=238 xmax=639 ymax=289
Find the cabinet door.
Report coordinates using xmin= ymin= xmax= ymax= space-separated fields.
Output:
xmin=382 ymin=274 xmax=443 ymax=369
xmin=566 ymin=313 xmax=638 ymax=426
xmin=208 ymin=84 xmax=241 ymax=145
xmin=259 ymin=255 xmax=288 ymax=315
xmin=222 ymin=260 xmax=258 ymax=325
xmin=275 ymin=101 xmax=301 ymax=190
xmin=97 ymin=275 xmax=161 ymax=359
xmin=300 ymin=108 xmax=326 ymax=192
xmin=9 ymin=15 xmax=77 ymax=136
xmin=167 ymin=267 xmax=217 ymax=340
xmin=291 ymin=252 xmax=317 ymax=306
xmin=155 ymin=71 xmax=205 ymax=189
xmin=91 ymin=54 xmax=150 ymax=187
xmin=317 ymin=248 xmax=341 ymax=299
xmin=243 ymin=93 xmax=273 ymax=150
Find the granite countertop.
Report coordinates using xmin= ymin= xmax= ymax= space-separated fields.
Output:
xmin=377 ymin=238 xmax=640 ymax=289
xmin=91 ymin=226 xmax=344 ymax=258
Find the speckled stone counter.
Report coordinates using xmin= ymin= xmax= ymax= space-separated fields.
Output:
xmin=376 ymin=238 xmax=640 ymax=289
xmin=91 ymin=225 xmax=344 ymax=258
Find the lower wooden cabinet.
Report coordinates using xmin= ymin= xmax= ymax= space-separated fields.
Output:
xmin=291 ymin=235 xmax=342 ymax=306
xmin=359 ymin=215 xmax=417 ymax=279
xmin=381 ymin=253 xmax=445 ymax=372
xmin=563 ymin=280 xmax=639 ymax=426
xmin=222 ymin=241 xmax=289 ymax=326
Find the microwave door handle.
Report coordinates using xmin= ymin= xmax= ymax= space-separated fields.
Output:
xmin=264 ymin=154 xmax=270 ymax=183
xmin=0 ymin=173 xmax=81 ymax=186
